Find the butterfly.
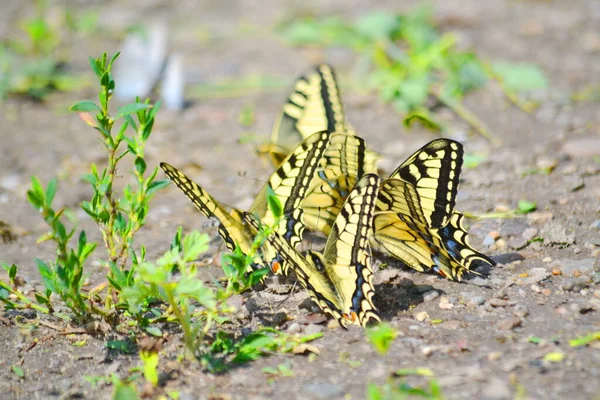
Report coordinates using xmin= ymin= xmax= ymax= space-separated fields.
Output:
xmin=257 ymin=64 xmax=378 ymax=173
xmin=160 ymin=131 xmax=332 ymax=274
xmin=245 ymin=173 xmax=382 ymax=327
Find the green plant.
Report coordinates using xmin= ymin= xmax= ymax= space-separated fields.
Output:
xmin=0 ymin=1 xmax=89 ymax=100
xmin=278 ymin=7 xmax=547 ymax=142
xmin=367 ymin=369 xmax=443 ymax=400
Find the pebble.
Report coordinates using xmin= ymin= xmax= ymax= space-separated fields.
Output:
xmin=513 ymin=305 xmax=529 ymax=319
xmin=412 ymin=284 xmax=436 ymax=294
xmin=481 ymin=378 xmax=512 ymax=400
xmin=527 ymin=211 xmax=553 ymax=225
xmin=543 ymin=257 xmax=552 ymax=263
xmin=507 ymin=237 xmax=529 ymax=250
xmin=471 ymin=277 xmax=491 ymax=287
xmin=493 ymin=253 xmax=525 ymax=265
xmin=497 ymin=317 xmax=522 ymax=331
xmin=593 ymin=272 xmax=600 ymax=285
xmin=488 ymin=352 xmax=502 ymax=361
xmin=543 ymin=224 xmax=576 ymax=245
xmin=302 ymin=383 xmax=344 ymax=399
xmin=552 ymin=258 xmax=596 ymax=276
xmin=561 ymin=278 xmax=588 ymax=292
xmin=467 ymin=296 xmax=486 ymax=307
xmin=272 ymin=312 xmax=288 ymax=326
xmin=530 ymin=284 xmax=542 ymax=293
xmin=488 ymin=231 xmax=501 ymax=240
xmin=287 ymin=322 xmax=302 ymax=334
xmin=483 ymin=235 xmax=496 ymax=247
xmin=422 ymin=290 xmax=440 ymax=302
xmin=422 ymin=346 xmax=434 ymax=356
xmin=522 ymin=228 xmax=538 ymax=241
xmin=590 ymin=220 xmax=600 ymax=230
xmin=489 ymin=298 xmax=509 ymax=307
xmin=415 ymin=311 xmax=429 ymax=322
xmin=519 ymin=268 xmax=550 ymax=285
xmin=562 ymin=137 xmax=600 ymax=158
xmin=439 ymin=297 xmax=455 ymax=310
xmin=304 ymin=324 xmax=325 ymax=335
xmin=495 ymin=239 xmax=507 ymax=250
xmin=439 ymin=320 xmax=461 ymax=330
xmin=552 ymin=267 xmax=562 ymax=275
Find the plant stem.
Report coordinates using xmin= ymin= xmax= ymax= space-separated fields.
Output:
xmin=432 ymin=88 xmax=501 ymax=145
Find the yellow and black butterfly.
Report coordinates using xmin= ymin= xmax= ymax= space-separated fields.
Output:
xmin=245 ymin=174 xmax=381 ymax=328
xmin=160 ymin=131 xmax=332 ymax=274
xmin=298 ymin=137 xmax=494 ymax=280
xmin=374 ymin=139 xmax=495 ymax=280
xmin=257 ymin=64 xmax=378 ymax=172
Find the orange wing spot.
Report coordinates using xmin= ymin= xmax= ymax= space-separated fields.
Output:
xmin=343 ymin=311 xmax=358 ymax=323
xmin=271 ymin=261 xmax=281 ymax=274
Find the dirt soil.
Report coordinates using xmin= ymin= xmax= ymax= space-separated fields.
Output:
xmin=1 ymin=1 xmax=600 ymax=399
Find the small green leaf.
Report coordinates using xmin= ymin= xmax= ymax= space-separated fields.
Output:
xmin=134 ymin=157 xmax=146 ymax=176
xmin=45 ymin=178 xmax=57 ymax=207
xmin=145 ymin=326 xmax=162 ymax=337
xmin=70 ymin=100 xmax=101 ymax=112
xmin=528 ymin=336 xmax=542 ymax=344
xmin=463 ymin=153 xmax=488 ymax=169
xmin=116 ymin=103 xmax=152 ymax=118
xmin=493 ymin=62 xmax=548 ymax=92
xmin=140 ymin=351 xmax=159 ymax=386
xmin=112 ymin=378 xmax=141 ymax=400
xmin=11 ymin=365 xmax=24 ymax=378
xmin=146 ymin=180 xmax=170 ymax=197
xmin=543 ymin=352 xmax=565 ymax=363
xmin=569 ymin=331 xmax=600 ymax=347
xmin=366 ymin=322 xmax=397 ymax=355
xmin=517 ymin=200 xmax=537 ymax=214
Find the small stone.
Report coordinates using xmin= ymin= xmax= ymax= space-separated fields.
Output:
xmin=422 ymin=346 xmax=434 ymax=356
xmin=544 ymin=224 xmax=576 ymax=245
xmin=483 ymin=235 xmax=496 ymax=247
xmin=287 ymin=322 xmax=302 ymax=334
xmin=488 ymin=231 xmax=501 ymax=240
xmin=573 ymin=247 xmax=582 ymax=255
xmin=412 ymin=284 xmax=435 ymax=294
xmin=471 ymin=277 xmax=490 ymax=287
xmin=562 ymin=137 xmax=600 ymax=158
xmin=495 ymin=239 xmax=507 ymax=250
xmin=493 ymin=253 xmax=526 ymax=265
xmin=530 ymin=284 xmax=542 ymax=293
xmin=589 ymin=220 xmax=600 ymax=230
xmin=497 ymin=317 xmax=522 ymax=331
xmin=481 ymin=377 xmax=512 ymax=400
xmin=415 ymin=311 xmax=429 ymax=322
xmin=553 ymin=258 xmax=596 ymax=276
xmin=522 ymin=228 xmax=538 ymax=241
xmin=560 ymin=278 xmax=589 ymax=292
xmin=439 ymin=297 xmax=455 ymax=310
xmin=512 ymin=305 xmax=529 ymax=318
xmin=543 ymin=257 xmax=552 ymax=263
xmin=593 ymin=272 xmax=600 ymax=284
xmin=467 ymin=296 xmax=486 ymax=307
xmin=272 ymin=312 xmax=288 ymax=326
xmin=489 ymin=298 xmax=508 ymax=307
xmin=302 ymin=383 xmax=344 ymax=399
xmin=507 ymin=237 xmax=529 ymax=250
xmin=593 ymin=290 xmax=600 ymax=299
xmin=408 ymin=325 xmax=420 ymax=331
xmin=552 ymin=267 xmax=562 ymax=275
xmin=422 ymin=290 xmax=440 ymax=302
xmin=488 ymin=352 xmax=502 ymax=361
xmin=304 ymin=324 xmax=325 ymax=335
xmin=527 ymin=211 xmax=553 ymax=225
xmin=439 ymin=320 xmax=461 ymax=330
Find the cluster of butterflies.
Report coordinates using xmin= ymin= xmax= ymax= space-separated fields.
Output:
xmin=160 ymin=64 xmax=495 ymax=328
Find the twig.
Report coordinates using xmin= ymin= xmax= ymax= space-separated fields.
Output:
xmin=431 ymin=88 xmax=501 ymax=145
